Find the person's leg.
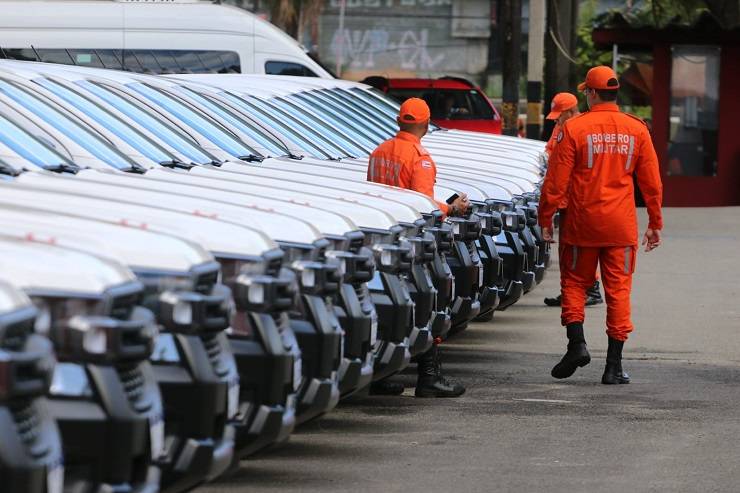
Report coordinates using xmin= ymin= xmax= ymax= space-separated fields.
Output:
xmin=552 ymin=245 xmax=599 ymax=379
xmin=598 ymin=246 xmax=636 ymax=384
xmin=415 ymin=341 xmax=465 ymax=398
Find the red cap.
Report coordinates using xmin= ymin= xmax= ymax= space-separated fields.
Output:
xmin=578 ymin=66 xmax=620 ymax=91
xmin=546 ymin=92 xmax=578 ymax=120
xmin=398 ymin=97 xmax=431 ymax=124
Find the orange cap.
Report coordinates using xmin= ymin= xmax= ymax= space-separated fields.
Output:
xmin=577 ymin=66 xmax=620 ymax=92
xmin=398 ymin=97 xmax=431 ymax=124
xmin=546 ymin=92 xmax=579 ymax=120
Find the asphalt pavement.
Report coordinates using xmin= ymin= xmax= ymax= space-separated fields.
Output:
xmin=204 ymin=207 xmax=740 ymax=493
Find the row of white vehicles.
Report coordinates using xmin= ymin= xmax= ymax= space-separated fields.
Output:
xmin=0 ymin=57 xmax=548 ymax=493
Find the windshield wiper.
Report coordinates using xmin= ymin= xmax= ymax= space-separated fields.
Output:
xmin=126 ymin=163 xmax=147 ymax=174
xmin=286 ymin=152 xmax=304 ymax=160
xmin=204 ymin=159 xmax=223 ymax=167
xmin=45 ymin=162 xmax=80 ymax=174
xmin=239 ymin=154 xmax=265 ymax=163
xmin=0 ymin=162 xmax=21 ymax=176
xmin=159 ymin=159 xmax=195 ymax=170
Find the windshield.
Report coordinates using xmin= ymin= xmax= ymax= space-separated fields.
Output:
xmin=177 ymin=86 xmax=289 ymax=157
xmin=75 ymin=80 xmax=216 ymax=165
xmin=387 ymin=88 xmax=495 ymax=120
xmin=244 ymin=95 xmax=351 ymax=157
xmin=219 ymin=92 xmax=334 ymax=159
xmin=0 ymin=112 xmax=72 ymax=169
xmin=35 ymin=78 xmax=175 ymax=164
xmin=127 ymin=82 xmax=261 ymax=159
xmin=348 ymin=87 xmax=441 ymax=131
xmin=0 ymin=79 xmax=135 ymax=170
xmin=268 ymin=97 xmax=368 ymax=156
xmin=291 ymin=93 xmax=387 ymax=149
xmin=319 ymin=89 xmax=397 ymax=136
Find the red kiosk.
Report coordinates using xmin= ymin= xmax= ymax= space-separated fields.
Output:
xmin=593 ymin=11 xmax=740 ymax=206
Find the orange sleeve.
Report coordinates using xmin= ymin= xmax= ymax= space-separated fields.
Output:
xmin=410 ymin=156 xmax=449 ymax=215
xmin=634 ymin=127 xmax=664 ymax=230
xmin=545 ymin=123 xmax=560 ymax=156
xmin=538 ymin=124 xmax=576 ymax=229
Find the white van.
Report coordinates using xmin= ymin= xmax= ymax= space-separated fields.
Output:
xmin=0 ymin=0 xmax=332 ymax=77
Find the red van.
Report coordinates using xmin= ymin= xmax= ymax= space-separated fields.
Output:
xmin=360 ymin=76 xmax=502 ymax=135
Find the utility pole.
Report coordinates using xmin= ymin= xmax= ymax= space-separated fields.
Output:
xmin=526 ymin=0 xmax=546 ymax=140
xmin=501 ymin=0 xmax=522 ymax=137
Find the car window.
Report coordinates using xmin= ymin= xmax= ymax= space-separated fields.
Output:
xmin=265 ymin=61 xmax=318 ymax=77
xmin=0 ymin=48 xmax=240 ymax=74
xmin=0 ymin=79 xmax=135 ymax=170
xmin=76 ymin=80 xmax=215 ymax=165
xmin=0 ymin=113 xmax=71 ymax=169
xmin=349 ymin=87 xmax=441 ymax=131
xmin=293 ymin=91 xmax=385 ymax=145
xmin=127 ymin=82 xmax=259 ymax=159
xmin=36 ymin=78 xmax=174 ymax=164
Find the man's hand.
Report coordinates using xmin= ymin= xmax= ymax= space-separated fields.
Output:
xmin=449 ymin=193 xmax=469 ymax=216
xmin=642 ymin=228 xmax=662 ymax=252
xmin=542 ymin=227 xmax=554 ymax=243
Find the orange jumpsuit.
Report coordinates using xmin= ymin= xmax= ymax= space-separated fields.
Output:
xmin=367 ymin=131 xmax=449 ymax=214
xmin=538 ymin=103 xmax=663 ymax=341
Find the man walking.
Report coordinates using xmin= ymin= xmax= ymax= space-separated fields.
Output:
xmin=542 ymin=92 xmax=603 ymax=308
xmin=538 ymin=66 xmax=663 ymax=384
xmin=367 ymin=97 xmax=467 ymax=397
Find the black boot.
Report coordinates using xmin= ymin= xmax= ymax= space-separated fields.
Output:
xmin=602 ymin=337 xmax=630 ymax=384
xmin=415 ymin=344 xmax=465 ymax=398
xmin=551 ymin=322 xmax=591 ymax=379
xmin=369 ymin=379 xmax=405 ymax=396
xmin=544 ymin=294 xmax=562 ymax=307
xmin=585 ymin=281 xmax=604 ymax=306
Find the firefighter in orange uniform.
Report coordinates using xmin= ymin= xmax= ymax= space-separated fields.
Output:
xmin=538 ymin=66 xmax=663 ymax=385
xmin=542 ymin=93 xmax=604 ymax=308
xmin=367 ymin=97 xmax=468 ymax=398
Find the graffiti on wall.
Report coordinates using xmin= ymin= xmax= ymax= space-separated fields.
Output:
xmin=329 ymin=27 xmax=446 ymax=70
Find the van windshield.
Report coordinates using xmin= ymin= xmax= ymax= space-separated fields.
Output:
xmin=76 ymin=80 xmax=217 ymax=165
xmin=0 ymin=79 xmax=135 ymax=170
xmin=0 ymin=112 xmax=72 ymax=170
xmin=127 ymin=82 xmax=262 ymax=160
xmin=35 ymin=78 xmax=175 ymax=165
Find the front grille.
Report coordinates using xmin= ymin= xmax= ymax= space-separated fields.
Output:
xmin=266 ymin=256 xmax=283 ymax=277
xmin=201 ymin=333 xmax=229 ymax=378
xmin=117 ymin=364 xmax=152 ymax=413
xmin=10 ymin=400 xmax=48 ymax=458
xmin=1 ymin=318 xmax=33 ymax=351
xmin=194 ymin=270 xmax=219 ymax=295
xmin=109 ymin=291 xmax=140 ymax=321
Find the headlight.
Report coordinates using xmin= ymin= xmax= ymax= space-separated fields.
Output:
xmin=33 ymin=300 xmax=52 ymax=335
xmin=159 ymin=291 xmax=193 ymax=325
xmin=301 ymin=269 xmax=316 ymax=289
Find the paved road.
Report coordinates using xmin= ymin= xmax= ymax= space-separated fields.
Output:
xmin=204 ymin=208 xmax=740 ymax=493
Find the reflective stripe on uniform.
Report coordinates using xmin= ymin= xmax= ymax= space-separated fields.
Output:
xmin=368 ymin=157 xmax=376 ymax=181
xmin=625 ymin=136 xmax=635 ymax=170
xmin=571 ymin=245 xmax=578 ymax=270
xmin=586 ymin=134 xmax=594 ymax=168
xmin=624 ymin=246 xmax=631 ymax=273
